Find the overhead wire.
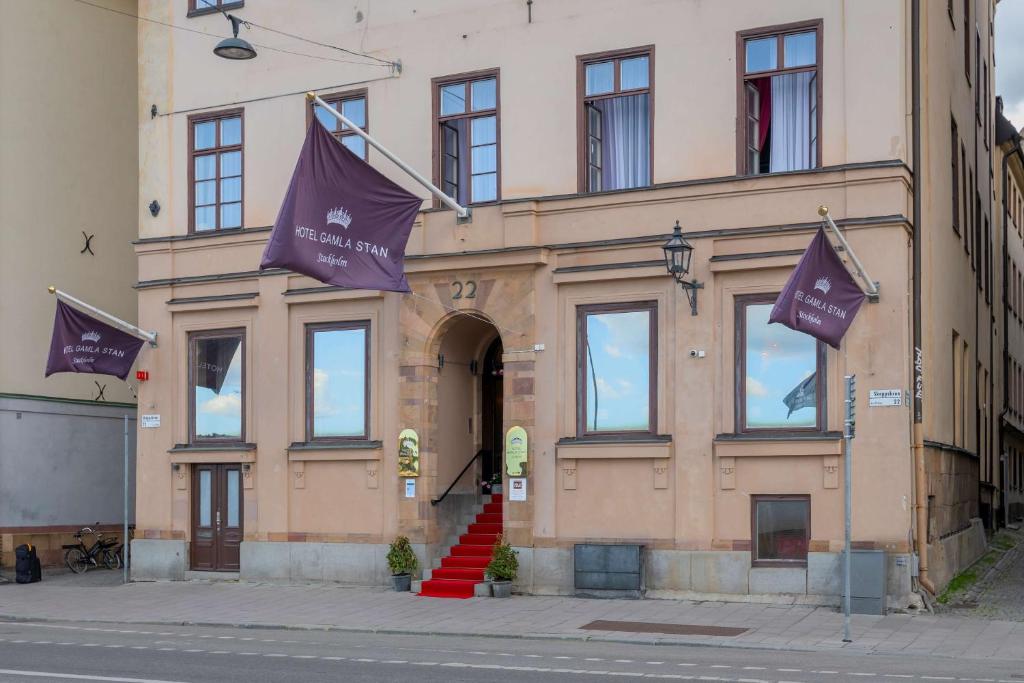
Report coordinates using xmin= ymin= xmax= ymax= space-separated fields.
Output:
xmin=70 ymin=0 xmax=395 ymax=67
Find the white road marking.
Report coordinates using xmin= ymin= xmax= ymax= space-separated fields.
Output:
xmin=743 ymin=667 xmax=766 ymax=670
xmin=921 ymin=678 xmax=955 ymax=681
xmin=263 ymin=653 xmax=287 ymax=658
xmin=0 ymin=670 xmax=191 ymax=683
xmin=237 ymin=653 xmax=259 ymax=656
xmin=851 ymin=674 xmax=878 ymax=677
xmin=290 ymin=655 xmax=316 ymax=659
xmin=321 ymin=657 xmax=345 ymax=661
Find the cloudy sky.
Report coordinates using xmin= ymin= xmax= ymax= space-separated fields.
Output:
xmin=997 ymin=0 xmax=1024 ymax=128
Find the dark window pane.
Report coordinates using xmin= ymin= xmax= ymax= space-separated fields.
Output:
xmin=784 ymin=31 xmax=816 ymax=67
xmin=471 ymin=78 xmax=496 ymax=111
xmin=745 ymin=36 xmax=777 ymax=72
xmin=440 ymin=83 xmax=466 ymax=115
xmin=312 ymin=327 xmax=367 ymax=438
xmin=744 ymin=303 xmax=817 ymax=428
xmin=194 ymin=121 xmax=216 ymax=150
xmin=620 ymin=56 xmax=649 ymax=90
xmin=194 ymin=335 xmax=243 ymax=439
xmin=584 ymin=309 xmax=650 ymax=432
xmin=220 ymin=116 xmax=241 ymax=146
xmin=755 ymin=499 xmax=809 ymax=561
xmin=585 ymin=61 xmax=614 ymax=95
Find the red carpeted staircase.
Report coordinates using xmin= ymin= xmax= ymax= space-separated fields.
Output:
xmin=418 ymin=494 xmax=502 ymax=598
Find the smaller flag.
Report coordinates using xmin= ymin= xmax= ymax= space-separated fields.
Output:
xmin=45 ymin=300 xmax=145 ymax=381
xmin=783 ymin=372 xmax=816 ymax=418
xmin=769 ymin=228 xmax=866 ymax=349
xmin=260 ymin=120 xmax=423 ymax=292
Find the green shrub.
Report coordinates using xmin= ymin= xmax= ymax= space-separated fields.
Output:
xmin=386 ymin=536 xmax=418 ymax=576
xmin=486 ymin=535 xmax=518 ymax=582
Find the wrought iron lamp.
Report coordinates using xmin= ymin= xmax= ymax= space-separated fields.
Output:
xmin=214 ymin=15 xmax=257 ymax=60
xmin=662 ymin=220 xmax=702 ymax=316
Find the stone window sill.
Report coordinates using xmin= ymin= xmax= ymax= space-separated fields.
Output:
xmin=288 ymin=440 xmax=383 ymax=462
xmin=556 ymin=435 xmax=671 ymax=460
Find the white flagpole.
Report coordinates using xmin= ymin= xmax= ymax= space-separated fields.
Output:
xmin=816 ymin=206 xmax=880 ymax=301
xmin=306 ymin=92 xmax=471 ymax=222
xmin=48 ymin=287 xmax=157 ymax=346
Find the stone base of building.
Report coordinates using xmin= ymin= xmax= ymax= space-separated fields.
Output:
xmin=130 ymin=539 xmax=914 ymax=608
xmin=926 ymin=518 xmax=987 ymax=591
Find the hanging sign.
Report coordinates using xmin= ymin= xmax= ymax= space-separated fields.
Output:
xmin=45 ymin=301 xmax=145 ymax=381
xmin=509 ymin=477 xmax=527 ymax=502
xmin=259 ymin=121 xmax=422 ymax=292
xmin=505 ymin=426 xmax=528 ymax=476
xmin=768 ymin=228 xmax=867 ymax=349
xmin=398 ymin=428 xmax=420 ymax=477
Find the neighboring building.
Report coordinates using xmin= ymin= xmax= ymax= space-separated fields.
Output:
xmin=996 ymin=97 xmax=1024 ymax=525
xmin=0 ymin=0 xmax=139 ymax=567
xmin=132 ymin=0 xmax=1003 ymax=604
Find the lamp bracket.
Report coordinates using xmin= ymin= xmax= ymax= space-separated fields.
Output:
xmin=674 ymin=279 xmax=702 ymax=316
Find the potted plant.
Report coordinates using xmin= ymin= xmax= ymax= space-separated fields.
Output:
xmin=486 ymin=535 xmax=518 ymax=598
xmin=386 ymin=536 xmax=418 ymax=591
xmin=489 ymin=472 xmax=503 ymax=495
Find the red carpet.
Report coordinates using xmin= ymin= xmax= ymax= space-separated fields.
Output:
xmin=419 ymin=494 xmax=502 ymax=598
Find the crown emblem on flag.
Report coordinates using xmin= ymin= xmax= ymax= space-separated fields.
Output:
xmin=81 ymin=331 xmax=101 ymax=343
xmin=813 ymin=276 xmax=832 ymax=294
xmin=326 ymin=206 xmax=352 ymax=229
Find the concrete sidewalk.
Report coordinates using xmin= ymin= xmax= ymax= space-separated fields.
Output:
xmin=0 ymin=571 xmax=1021 ymax=661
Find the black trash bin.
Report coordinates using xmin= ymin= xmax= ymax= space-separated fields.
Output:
xmin=14 ymin=544 xmax=41 ymax=584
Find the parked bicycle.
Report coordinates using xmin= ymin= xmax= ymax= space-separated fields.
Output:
xmin=63 ymin=525 xmax=120 ymax=574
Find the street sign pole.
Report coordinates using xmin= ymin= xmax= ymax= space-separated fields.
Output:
xmin=843 ymin=374 xmax=856 ymax=643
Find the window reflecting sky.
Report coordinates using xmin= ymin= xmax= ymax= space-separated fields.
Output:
xmin=585 ymin=310 xmax=650 ymax=432
xmin=312 ymin=328 xmax=366 ymax=437
xmin=745 ymin=303 xmax=817 ymax=428
xmin=195 ymin=341 xmax=243 ymax=439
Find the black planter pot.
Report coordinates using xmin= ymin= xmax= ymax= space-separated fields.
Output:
xmin=391 ymin=573 xmax=412 ymax=592
xmin=491 ymin=580 xmax=512 ymax=598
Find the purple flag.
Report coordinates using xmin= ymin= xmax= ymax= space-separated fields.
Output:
xmin=45 ymin=300 xmax=145 ymax=381
xmin=768 ymin=228 xmax=867 ymax=349
xmin=260 ymin=121 xmax=423 ymax=292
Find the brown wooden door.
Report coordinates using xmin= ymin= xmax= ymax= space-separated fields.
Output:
xmin=191 ymin=464 xmax=243 ymax=571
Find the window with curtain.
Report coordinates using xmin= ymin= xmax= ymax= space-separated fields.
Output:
xmin=951 ymin=116 xmax=960 ymax=235
xmin=306 ymin=322 xmax=370 ymax=441
xmin=737 ymin=295 xmax=825 ymax=432
xmin=312 ymin=92 xmax=369 ymax=160
xmin=190 ymin=329 xmax=245 ymax=443
xmin=580 ymin=49 xmax=652 ymax=192
xmin=752 ymin=496 xmax=810 ymax=566
xmin=740 ymin=23 xmax=820 ymax=175
xmin=434 ymin=72 xmax=499 ymax=205
xmin=190 ymin=110 xmax=243 ymax=232
xmin=577 ymin=302 xmax=657 ymax=436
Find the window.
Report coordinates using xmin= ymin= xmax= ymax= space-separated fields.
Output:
xmin=963 ymin=148 xmax=969 ymax=254
xmin=737 ymin=294 xmax=826 ymax=432
xmin=577 ymin=301 xmax=657 ymax=436
xmin=968 ymin=167 xmax=974 ymax=259
xmin=305 ymin=322 xmax=369 ymax=441
xmin=964 ymin=0 xmax=971 ymax=82
xmin=189 ymin=330 xmax=245 ymax=443
xmin=738 ymin=21 xmax=821 ymax=175
xmin=752 ymin=495 xmax=810 ymax=566
xmin=189 ymin=109 xmax=243 ymax=232
xmin=433 ymin=71 xmax=499 ymax=205
xmin=578 ymin=47 xmax=653 ymax=192
xmin=188 ymin=0 xmax=243 ymax=17
xmin=948 ymin=0 xmax=955 ymax=25
xmin=311 ymin=91 xmax=369 ymax=160
xmin=983 ymin=61 xmax=989 ymax=147
xmin=975 ymin=31 xmax=981 ymax=122
xmin=952 ymin=116 xmax=960 ymax=234
xmin=984 ymin=216 xmax=990 ymax=302
xmin=953 ymin=330 xmax=962 ymax=446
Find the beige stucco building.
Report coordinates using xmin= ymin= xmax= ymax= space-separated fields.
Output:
xmin=129 ymin=0 xmax=1018 ymax=605
xmin=0 ymin=0 xmax=140 ymax=566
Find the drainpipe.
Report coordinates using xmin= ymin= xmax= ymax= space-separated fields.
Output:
xmin=910 ymin=0 xmax=937 ymax=596
xmin=999 ymin=135 xmax=1024 ymax=530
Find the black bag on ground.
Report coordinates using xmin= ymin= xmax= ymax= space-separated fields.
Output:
xmin=14 ymin=544 xmax=41 ymax=584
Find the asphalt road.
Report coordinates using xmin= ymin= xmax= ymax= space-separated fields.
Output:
xmin=0 ymin=619 xmax=1019 ymax=683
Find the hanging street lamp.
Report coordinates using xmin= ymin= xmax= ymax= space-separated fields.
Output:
xmin=214 ymin=14 xmax=257 ymax=60
xmin=662 ymin=220 xmax=702 ymax=316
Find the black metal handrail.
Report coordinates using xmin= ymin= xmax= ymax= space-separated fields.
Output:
xmin=431 ymin=449 xmax=490 ymax=506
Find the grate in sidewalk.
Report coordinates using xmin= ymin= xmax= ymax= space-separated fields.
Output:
xmin=581 ymin=620 xmax=748 ymax=637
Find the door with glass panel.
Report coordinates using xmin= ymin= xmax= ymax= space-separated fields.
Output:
xmin=191 ymin=464 xmax=243 ymax=571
